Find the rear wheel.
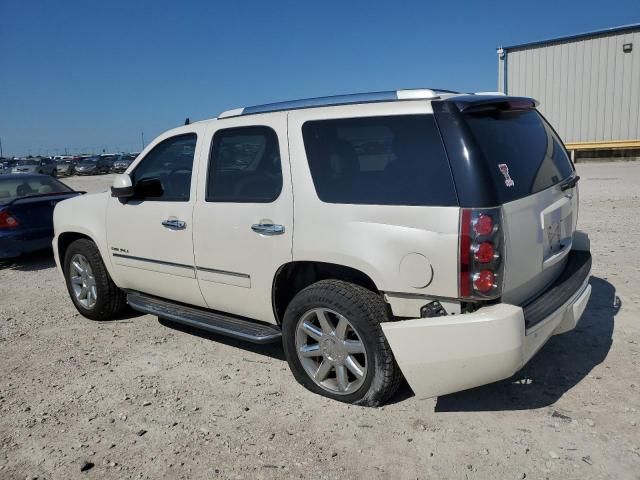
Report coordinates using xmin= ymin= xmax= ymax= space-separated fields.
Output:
xmin=282 ymin=280 xmax=401 ymax=406
xmin=63 ymin=239 xmax=127 ymax=320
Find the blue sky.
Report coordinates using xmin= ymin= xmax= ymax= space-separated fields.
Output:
xmin=1 ymin=0 xmax=638 ymax=156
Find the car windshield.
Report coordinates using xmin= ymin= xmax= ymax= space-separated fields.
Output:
xmin=16 ymin=159 xmax=39 ymax=166
xmin=80 ymin=158 xmax=98 ymax=164
xmin=0 ymin=176 xmax=72 ymax=204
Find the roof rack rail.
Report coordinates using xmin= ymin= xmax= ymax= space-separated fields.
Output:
xmin=218 ymin=88 xmax=459 ymax=119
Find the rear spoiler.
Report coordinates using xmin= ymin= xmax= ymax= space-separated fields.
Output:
xmin=445 ymin=95 xmax=540 ymax=113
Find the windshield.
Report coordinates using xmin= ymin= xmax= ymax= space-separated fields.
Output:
xmin=16 ymin=159 xmax=39 ymax=166
xmin=0 ymin=176 xmax=72 ymax=204
xmin=80 ymin=158 xmax=98 ymax=164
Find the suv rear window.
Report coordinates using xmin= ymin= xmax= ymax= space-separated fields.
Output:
xmin=433 ymin=102 xmax=574 ymax=206
xmin=301 ymin=115 xmax=457 ymax=206
xmin=464 ymin=109 xmax=573 ymax=196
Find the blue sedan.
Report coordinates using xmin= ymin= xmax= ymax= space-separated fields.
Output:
xmin=0 ymin=174 xmax=82 ymax=259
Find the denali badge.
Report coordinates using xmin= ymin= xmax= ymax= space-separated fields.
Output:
xmin=498 ymin=164 xmax=515 ymax=187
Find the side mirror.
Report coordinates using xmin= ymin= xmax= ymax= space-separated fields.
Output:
xmin=111 ymin=174 xmax=134 ymax=198
xmin=133 ymin=177 xmax=164 ymax=198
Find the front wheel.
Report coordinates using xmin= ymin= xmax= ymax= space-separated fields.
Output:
xmin=282 ymin=280 xmax=401 ymax=406
xmin=63 ymin=239 xmax=127 ymax=320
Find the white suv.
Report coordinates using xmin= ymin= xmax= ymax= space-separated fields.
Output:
xmin=53 ymin=89 xmax=592 ymax=406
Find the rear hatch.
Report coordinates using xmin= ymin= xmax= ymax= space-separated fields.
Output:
xmin=434 ymin=96 xmax=578 ymax=305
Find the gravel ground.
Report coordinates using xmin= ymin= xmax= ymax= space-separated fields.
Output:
xmin=1 ymin=163 xmax=639 ymax=480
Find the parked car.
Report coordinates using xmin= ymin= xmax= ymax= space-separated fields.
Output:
xmin=11 ymin=158 xmax=57 ymax=176
xmin=53 ymin=89 xmax=591 ymax=406
xmin=73 ymin=156 xmax=111 ymax=175
xmin=100 ymin=154 xmax=119 ymax=172
xmin=1 ymin=160 xmax=17 ymax=175
xmin=111 ymin=155 xmax=136 ymax=173
xmin=0 ymin=174 xmax=82 ymax=259
xmin=54 ymin=159 xmax=73 ymax=177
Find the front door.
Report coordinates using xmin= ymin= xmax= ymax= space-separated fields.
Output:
xmin=192 ymin=113 xmax=293 ymax=323
xmin=106 ymin=130 xmax=206 ymax=307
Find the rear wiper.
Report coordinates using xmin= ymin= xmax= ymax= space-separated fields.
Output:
xmin=560 ymin=175 xmax=580 ymax=191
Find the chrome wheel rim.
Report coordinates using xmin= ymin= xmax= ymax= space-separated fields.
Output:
xmin=295 ymin=308 xmax=368 ymax=395
xmin=69 ymin=254 xmax=97 ymax=309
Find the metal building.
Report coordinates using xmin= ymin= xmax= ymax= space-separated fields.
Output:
xmin=497 ymin=23 xmax=640 ymax=159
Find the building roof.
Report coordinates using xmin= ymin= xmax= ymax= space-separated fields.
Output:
xmin=500 ymin=22 xmax=640 ymax=52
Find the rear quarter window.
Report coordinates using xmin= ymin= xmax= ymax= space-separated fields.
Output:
xmin=301 ymin=115 xmax=458 ymax=206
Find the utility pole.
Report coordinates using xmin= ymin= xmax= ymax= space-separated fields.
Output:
xmin=0 ymin=136 xmax=3 ymax=158
xmin=141 ymin=131 xmax=145 ymax=151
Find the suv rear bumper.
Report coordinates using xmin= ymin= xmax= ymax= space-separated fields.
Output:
xmin=381 ymin=249 xmax=592 ymax=399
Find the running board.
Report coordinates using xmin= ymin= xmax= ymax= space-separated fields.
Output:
xmin=126 ymin=291 xmax=282 ymax=344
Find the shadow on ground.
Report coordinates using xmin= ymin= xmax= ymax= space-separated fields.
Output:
xmin=0 ymin=250 xmax=56 ymax=272
xmin=434 ymin=276 xmax=619 ymax=412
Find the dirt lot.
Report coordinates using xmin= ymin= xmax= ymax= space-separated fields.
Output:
xmin=1 ymin=163 xmax=639 ymax=480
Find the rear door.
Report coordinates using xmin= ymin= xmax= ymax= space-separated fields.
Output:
xmin=192 ymin=113 xmax=293 ymax=323
xmin=434 ymin=99 xmax=577 ymax=305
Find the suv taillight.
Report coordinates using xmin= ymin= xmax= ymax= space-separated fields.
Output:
xmin=459 ymin=207 xmax=504 ymax=299
xmin=0 ymin=209 xmax=19 ymax=229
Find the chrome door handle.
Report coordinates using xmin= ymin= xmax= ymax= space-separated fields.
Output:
xmin=251 ymin=223 xmax=285 ymax=235
xmin=162 ymin=219 xmax=186 ymax=230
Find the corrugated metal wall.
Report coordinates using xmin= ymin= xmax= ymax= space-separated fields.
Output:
xmin=500 ymin=29 xmax=640 ymax=144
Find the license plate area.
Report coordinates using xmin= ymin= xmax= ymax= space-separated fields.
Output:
xmin=541 ymin=196 xmax=574 ymax=268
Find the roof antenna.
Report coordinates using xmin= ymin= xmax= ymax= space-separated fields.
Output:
xmin=184 ymin=117 xmax=190 ymax=125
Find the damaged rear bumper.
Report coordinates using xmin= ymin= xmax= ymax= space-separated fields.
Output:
xmin=381 ymin=249 xmax=592 ymax=399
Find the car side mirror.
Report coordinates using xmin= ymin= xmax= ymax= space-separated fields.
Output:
xmin=41 ymin=161 xmax=47 ymax=166
xmin=111 ymin=174 xmax=134 ymax=198
xmin=134 ymin=177 xmax=164 ymax=198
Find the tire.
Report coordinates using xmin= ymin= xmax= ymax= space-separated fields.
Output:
xmin=63 ymin=238 xmax=127 ymax=320
xmin=282 ymin=280 xmax=402 ymax=407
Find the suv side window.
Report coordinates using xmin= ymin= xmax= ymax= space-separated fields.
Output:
xmin=302 ymin=115 xmax=458 ymax=206
xmin=206 ymin=126 xmax=282 ymax=203
xmin=131 ymin=133 xmax=197 ymax=201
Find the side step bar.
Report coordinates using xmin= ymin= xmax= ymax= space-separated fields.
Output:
xmin=127 ymin=291 xmax=282 ymax=344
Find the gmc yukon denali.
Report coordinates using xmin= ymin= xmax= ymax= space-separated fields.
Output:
xmin=52 ymin=89 xmax=592 ymax=406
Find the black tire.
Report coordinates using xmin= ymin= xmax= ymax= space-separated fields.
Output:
xmin=282 ymin=280 xmax=402 ymax=407
xmin=63 ymin=238 xmax=127 ymax=320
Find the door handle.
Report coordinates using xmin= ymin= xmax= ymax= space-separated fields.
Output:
xmin=162 ymin=218 xmax=187 ymax=230
xmin=251 ymin=223 xmax=285 ymax=235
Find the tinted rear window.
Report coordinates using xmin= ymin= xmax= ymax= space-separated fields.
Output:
xmin=0 ymin=176 xmax=71 ymax=204
xmin=462 ymin=109 xmax=573 ymax=201
xmin=301 ymin=115 xmax=457 ymax=206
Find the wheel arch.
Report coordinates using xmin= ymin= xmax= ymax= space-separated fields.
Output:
xmin=271 ymin=261 xmax=380 ymax=325
xmin=57 ymin=231 xmax=96 ymax=271
xmin=55 ymin=230 xmax=118 ymax=285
